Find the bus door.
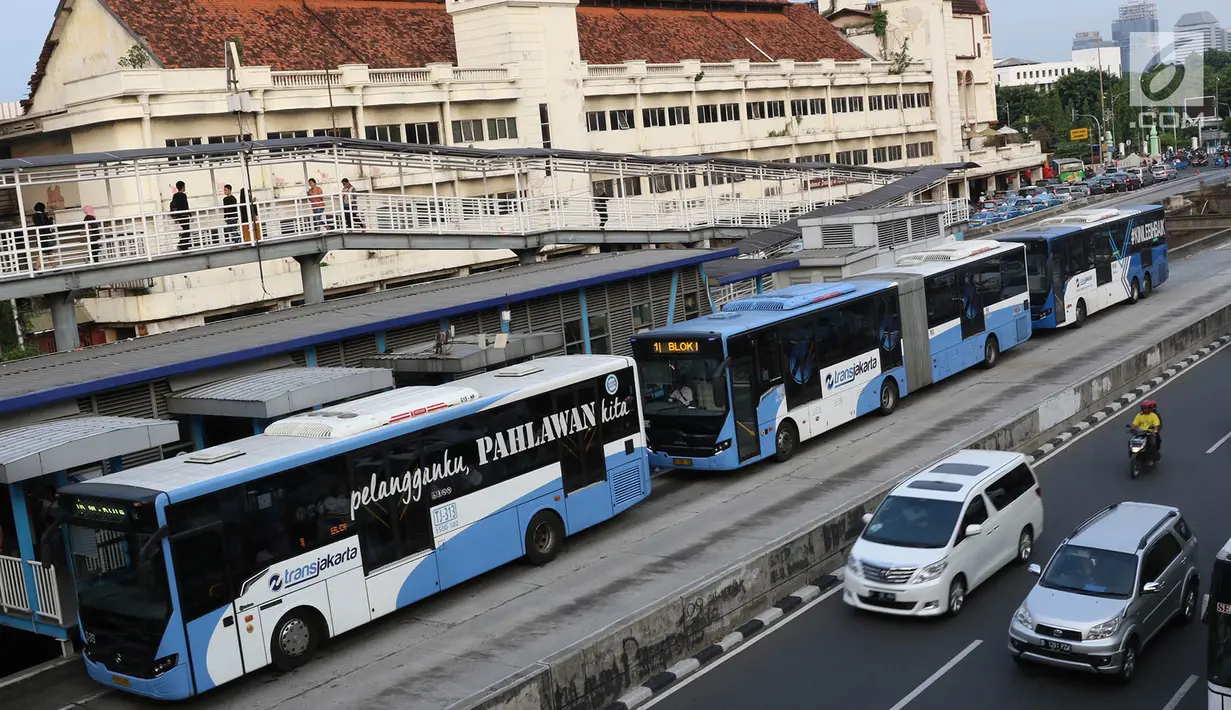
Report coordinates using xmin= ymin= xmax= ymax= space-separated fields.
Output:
xmin=1050 ymin=240 xmax=1067 ymax=325
xmin=958 ymin=268 xmax=986 ymax=340
xmin=171 ymin=524 xmax=251 ymax=691
xmin=558 ymin=381 xmax=613 ymax=534
xmin=726 ymin=335 xmax=761 ymax=462
xmin=1092 ymin=230 xmax=1113 ymax=288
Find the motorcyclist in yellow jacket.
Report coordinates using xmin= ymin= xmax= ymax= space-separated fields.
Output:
xmin=1131 ymin=400 xmax=1161 ymax=457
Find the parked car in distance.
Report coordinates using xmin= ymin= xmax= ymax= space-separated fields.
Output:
xmin=845 ymin=449 xmax=1044 ymax=617
xmin=1123 ymin=174 xmax=1142 ymax=190
xmin=1051 ymin=185 xmax=1075 ymax=202
xmin=1070 ymin=182 xmax=1092 ymax=198
xmin=1085 ymin=177 xmax=1115 ymax=194
xmin=1151 ymin=166 xmax=1170 ymax=181
xmin=1108 ymin=173 xmax=1131 ymax=192
xmin=1008 ymin=502 xmax=1199 ymax=683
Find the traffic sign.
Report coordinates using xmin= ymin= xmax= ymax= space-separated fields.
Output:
xmin=1070 ymin=127 xmax=1090 ymax=141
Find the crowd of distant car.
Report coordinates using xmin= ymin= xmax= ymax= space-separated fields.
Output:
xmin=967 ymin=148 xmax=1223 ymax=229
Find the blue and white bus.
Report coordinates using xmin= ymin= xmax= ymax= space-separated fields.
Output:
xmin=996 ymin=206 xmax=1168 ymax=329
xmin=57 ymin=356 xmax=648 ymax=699
xmin=631 ymin=240 xmax=1031 ymax=471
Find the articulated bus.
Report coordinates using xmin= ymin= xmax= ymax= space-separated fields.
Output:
xmin=997 ymin=206 xmax=1168 ymax=329
xmin=631 ymin=240 xmax=1031 ymax=471
xmin=1208 ymin=536 xmax=1231 ymax=709
xmin=57 ymin=356 xmax=648 ymax=699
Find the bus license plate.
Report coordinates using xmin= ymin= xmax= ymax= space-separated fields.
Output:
xmin=111 ymin=675 xmax=131 ymax=687
xmin=673 ymin=458 xmax=693 ymax=466
xmin=1042 ymin=640 xmax=1072 ymax=653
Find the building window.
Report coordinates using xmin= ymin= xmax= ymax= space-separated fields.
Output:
xmin=873 ymin=147 xmax=889 ymax=163
xmin=405 ymin=122 xmax=441 ymax=145
xmin=452 ymin=119 xmax=484 ymax=143
xmin=268 ymin=130 xmax=309 ymax=139
xmin=796 ymin=153 xmax=829 ymax=164
xmin=697 ymin=104 xmax=719 ymax=123
xmin=916 ymin=92 xmax=931 ymax=107
xmin=313 ymin=127 xmax=351 ymax=137
xmin=903 ymin=94 xmax=917 ymax=109
xmin=618 ymin=176 xmax=642 ymax=197
xmin=588 ymin=313 xmax=610 ymax=354
xmin=810 ymin=98 xmax=826 ymax=114
xmin=564 ymin=319 xmax=585 ymax=355
xmin=668 ymin=106 xmax=690 ymax=125
xmin=906 ymin=143 xmax=921 ymax=159
xmin=884 ymin=94 xmax=899 ymax=110
xmin=719 ymin=102 xmax=740 ymax=121
xmin=834 ymin=150 xmax=853 ymax=165
xmin=849 ymin=96 xmax=864 ymax=112
xmin=982 ymin=15 xmax=991 ymax=34
xmin=869 ymin=95 xmax=884 ymax=111
xmin=649 ymin=173 xmax=697 ymax=193
xmin=682 ymin=292 xmax=700 ymax=320
xmin=887 ymin=145 xmax=902 ymax=161
xmin=165 ymin=137 xmax=203 ymax=163
xmin=365 ymin=124 xmax=400 ymax=142
xmin=207 ymin=134 xmax=252 ymax=144
xmin=919 ymin=141 xmax=934 ymax=157
xmin=539 ymin=103 xmax=552 ymax=150
xmin=631 ymin=303 xmax=653 ymax=333
xmin=643 ymin=107 xmax=668 ymax=127
xmin=767 ymin=100 xmax=786 ymax=118
xmin=486 ymin=117 xmax=518 ymax=140
xmin=586 ymin=111 xmax=608 ymax=132
xmin=852 ymin=149 xmax=868 ymax=165
xmin=610 ymin=109 xmax=635 ymax=131
xmin=791 ymin=98 xmax=810 ymax=116
xmin=831 ymin=97 xmax=848 ymax=113
xmin=746 ymin=101 xmax=766 ymax=120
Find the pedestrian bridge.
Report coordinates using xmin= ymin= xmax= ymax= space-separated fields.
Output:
xmin=0 ymin=138 xmax=958 ymax=301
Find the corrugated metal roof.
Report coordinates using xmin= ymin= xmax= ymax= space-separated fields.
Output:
xmin=0 ymin=248 xmax=733 ymax=415
xmin=702 ymin=257 xmax=801 ymax=285
xmin=165 ymin=367 xmax=394 ymax=419
xmin=0 ymin=415 xmax=180 ymax=483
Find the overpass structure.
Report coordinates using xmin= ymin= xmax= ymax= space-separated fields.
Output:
xmin=0 ymin=138 xmax=965 ymax=351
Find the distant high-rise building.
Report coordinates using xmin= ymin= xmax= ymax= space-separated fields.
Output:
xmin=1173 ymin=11 xmax=1225 ymax=63
xmin=1073 ymin=31 xmax=1104 ymax=52
xmin=1111 ymin=1 xmax=1159 ymax=73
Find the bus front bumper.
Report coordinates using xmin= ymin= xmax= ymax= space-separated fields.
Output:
xmin=83 ymin=654 xmax=194 ymax=700
xmin=648 ymin=444 xmax=740 ymax=471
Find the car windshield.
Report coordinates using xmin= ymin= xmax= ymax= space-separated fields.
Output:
xmin=861 ymin=495 xmax=962 ymax=549
xmin=1040 ymin=544 xmax=1138 ymax=599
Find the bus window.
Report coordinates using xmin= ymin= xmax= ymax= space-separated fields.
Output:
xmin=754 ymin=330 xmax=781 ymax=388
xmin=873 ymin=292 xmax=903 ymax=370
xmin=837 ymin=297 xmax=878 ymax=361
xmin=554 ymin=381 xmax=606 ymax=493
xmin=924 ymin=272 xmax=958 ymax=327
xmin=1001 ymin=249 xmax=1028 ymax=300
xmin=349 ymin=448 xmax=401 ymax=572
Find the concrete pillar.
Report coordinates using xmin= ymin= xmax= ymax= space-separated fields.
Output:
xmin=296 ymin=253 xmax=326 ymax=304
xmin=514 ymin=248 xmax=539 ymax=266
xmin=49 ymin=291 xmax=80 ymax=352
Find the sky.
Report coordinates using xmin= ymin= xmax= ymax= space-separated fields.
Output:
xmin=0 ymin=0 xmax=1226 ymax=102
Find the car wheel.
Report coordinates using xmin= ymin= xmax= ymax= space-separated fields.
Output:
xmin=1014 ymin=527 xmax=1034 ymax=565
xmin=1176 ymin=579 xmax=1198 ymax=626
xmin=946 ymin=576 xmax=967 ymax=617
xmin=773 ymin=419 xmax=799 ymax=462
xmin=1117 ymin=638 xmax=1139 ymax=685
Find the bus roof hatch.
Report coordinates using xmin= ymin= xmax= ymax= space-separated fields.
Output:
xmin=265 ymin=385 xmax=480 ymax=438
xmin=1039 ymin=208 xmax=1121 ymax=226
xmin=721 ymin=283 xmax=857 ymax=312
xmin=895 ymin=240 xmax=1001 ymax=265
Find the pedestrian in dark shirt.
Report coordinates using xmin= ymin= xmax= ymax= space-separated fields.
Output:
xmin=222 ymin=184 xmax=239 ymax=244
xmin=83 ymin=205 xmax=102 ymax=263
xmin=170 ymin=181 xmax=191 ymax=250
xmin=32 ymin=202 xmax=55 ymax=269
xmin=594 ymin=184 xmax=610 ymax=229
xmin=239 ymin=188 xmax=261 ymax=242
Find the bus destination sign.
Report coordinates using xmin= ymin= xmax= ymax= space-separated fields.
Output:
xmin=70 ymin=498 xmax=129 ymax=523
xmin=652 ymin=340 xmax=701 ymax=354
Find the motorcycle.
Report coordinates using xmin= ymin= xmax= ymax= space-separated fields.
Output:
xmin=1126 ymin=426 xmax=1159 ymax=479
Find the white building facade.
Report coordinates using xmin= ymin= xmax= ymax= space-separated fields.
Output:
xmin=0 ymin=0 xmax=1042 ymax=342
xmin=994 ymin=47 xmax=1121 ymax=88
xmin=1174 ymin=11 xmax=1227 ymax=64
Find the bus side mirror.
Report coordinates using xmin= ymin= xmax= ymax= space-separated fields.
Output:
xmin=138 ymin=526 xmax=169 ymax=564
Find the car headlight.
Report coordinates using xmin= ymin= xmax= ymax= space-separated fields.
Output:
xmin=1014 ymin=604 xmax=1034 ymax=628
xmin=1086 ymin=617 xmax=1120 ymax=640
xmin=912 ymin=559 xmax=948 ymax=583
xmin=846 ymin=554 xmax=861 ymax=577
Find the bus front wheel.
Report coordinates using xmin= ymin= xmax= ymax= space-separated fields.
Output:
xmin=525 ymin=510 xmax=565 ymax=566
xmin=773 ymin=420 xmax=798 ymax=463
xmin=271 ymin=609 xmax=322 ymax=671
xmin=877 ymin=379 xmax=899 ymax=416
xmin=1128 ymin=278 xmax=1140 ymax=304
xmin=1142 ymin=274 xmax=1153 ymax=298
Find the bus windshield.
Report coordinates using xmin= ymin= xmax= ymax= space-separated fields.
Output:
xmin=69 ymin=523 xmax=172 ymax=669
xmin=637 ymin=356 xmax=729 ymax=416
xmin=1208 ymin=555 xmax=1231 ymax=686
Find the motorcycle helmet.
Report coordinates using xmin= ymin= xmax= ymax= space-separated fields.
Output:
xmin=1140 ymin=400 xmax=1156 ymax=414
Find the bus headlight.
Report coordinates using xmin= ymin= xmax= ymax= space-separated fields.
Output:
xmin=715 ymin=439 xmax=732 ymax=452
xmin=152 ymin=653 xmax=178 ymax=677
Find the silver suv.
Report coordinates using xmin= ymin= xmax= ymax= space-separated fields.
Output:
xmin=1007 ymin=502 xmax=1199 ymax=683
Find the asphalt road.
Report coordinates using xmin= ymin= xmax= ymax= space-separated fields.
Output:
xmin=646 ymin=341 xmax=1231 ymax=710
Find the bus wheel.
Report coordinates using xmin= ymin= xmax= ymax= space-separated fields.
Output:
xmin=271 ymin=610 xmax=320 ymax=671
xmin=1128 ymin=278 xmax=1140 ymax=303
xmin=1073 ymin=301 xmax=1087 ymax=328
xmin=1141 ymin=274 xmax=1153 ymax=298
xmin=525 ymin=510 xmax=564 ymax=566
xmin=773 ymin=420 xmax=798 ymax=463
xmin=980 ymin=336 xmax=999 ymax=370
xmin=877 ymin=379 xmax=899 ymax=416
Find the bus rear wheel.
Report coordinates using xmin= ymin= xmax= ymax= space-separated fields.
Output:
xmin=980 ymin=336 xmax=999 ymax=370
xmin=1141 ymin=274 xmax=1153 ymax=298
xmin=525 ymin=510 xmax=565 ymax=566
xmin=877 ymin=379 xmax=899 ymax=416
xmin=1128 ymin=278 xmax=1140 ymax=304
xmin=271 ymin=609 xmax=321 ymax=671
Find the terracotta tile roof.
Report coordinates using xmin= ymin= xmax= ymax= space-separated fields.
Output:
xmin=575 ymin=5 xmax=865 ymax=64
xmin=951 ymin=0 xmax=988 ymax=15
xmin=99 ymin=0 xmax=456 ymax=70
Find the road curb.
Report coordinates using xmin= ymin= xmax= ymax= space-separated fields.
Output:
xmin=1024 ymin=333 xmax=1231 ymax=463
xmin=603 ymin=575 xmax=842 ymax=710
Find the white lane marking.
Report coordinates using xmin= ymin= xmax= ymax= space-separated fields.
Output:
xmin=0 ymin=655 xmax=79 ymax=690
xmin=1161 ymin=674 xmax=1198 ymax=710
xmin=53 ymin=689 xmax=110 ymax=710
xmin=1032 ymin=341 xmax=1231 ymax=467
xmin=1207 ymin=428 xmax=1231 ymax=454
xmin=886 ymin=640 xmax=982 ymax=710
xmin=639 ymin=575 xmax=845 ymax=708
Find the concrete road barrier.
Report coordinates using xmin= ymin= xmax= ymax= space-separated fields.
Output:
xmin=455 ymin=298 xmax=1231 ymax=710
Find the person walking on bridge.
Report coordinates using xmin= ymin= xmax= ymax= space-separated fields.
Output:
xmin=171 ymin=181 xmax=191 ymax=250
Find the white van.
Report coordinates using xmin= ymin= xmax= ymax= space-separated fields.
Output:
xmin=843 ymin=449 xmax=1044 ymax=617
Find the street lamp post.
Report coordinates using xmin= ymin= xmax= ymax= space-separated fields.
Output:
xmin=1075 ymin=110 xmax=1105 ymax=164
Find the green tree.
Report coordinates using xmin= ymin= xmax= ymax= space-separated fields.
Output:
xmin=1054 ymin=70 xmax=1106 ymax=118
